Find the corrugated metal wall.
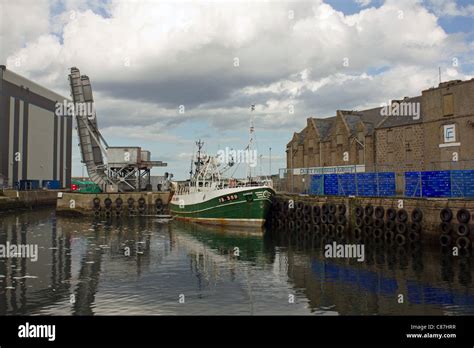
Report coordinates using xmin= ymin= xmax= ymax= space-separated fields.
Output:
xmin=0 ymin=66 xmax=72 ymax=188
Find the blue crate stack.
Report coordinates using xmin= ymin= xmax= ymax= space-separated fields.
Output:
xmin=310 ymin=174 xmax=324 ymax=195
xmin=450 ymin=170 xmax=465 ymax=197
xmin=356 ymin=173 xmax=376 ymax=196
xmin=324 ymin=174 xmax=339 ymax=195
xmin=339 ymin=173 xmax=357 ymax=196
xmin=463 ymin=170 xmax=474 ymax=197
xmin=421 ymin=171 xmax=451 ymax=197
xmin=405 ymin=172 xmax=422 ymax=197
xmin=377 ymin=172 xmax=396 ymax=196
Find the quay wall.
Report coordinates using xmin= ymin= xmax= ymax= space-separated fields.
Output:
xmin=56 ymin=192 xmax=172 ymax=216
xmin=273 ymin=193 xmax=474 ymax=246
xmin=0 ymin=189 xmax=58 ymax=210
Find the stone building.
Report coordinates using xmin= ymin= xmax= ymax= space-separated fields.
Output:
xmin=422 ymin=79 xmax=474 ymax=170
xmin=285 ymin=78 xmax=474 ymax=193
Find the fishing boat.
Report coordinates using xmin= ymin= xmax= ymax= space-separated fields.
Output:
xmin=170 ymin=122 xmax=274 ymax=227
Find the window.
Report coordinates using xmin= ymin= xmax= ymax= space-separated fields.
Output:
xmin=443 ymin=94 xmax=454 ymax=116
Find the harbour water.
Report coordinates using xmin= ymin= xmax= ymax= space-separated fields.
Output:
xmin=0 ymin=207 xmax=472 ymax=315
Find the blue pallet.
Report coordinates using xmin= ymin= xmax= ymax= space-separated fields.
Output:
xmin=405 ymin=172 xmax=422 ymax=197
xmin=310 ymin=175 xmax=324 ymax=195
xmin=42 ymin=180 xmax=61 ymax=189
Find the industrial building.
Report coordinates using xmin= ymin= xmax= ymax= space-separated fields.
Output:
xmin=285 ymin=78 xmax=474 ymax=194
xmin=0 ymin=65 xmax=72 ymax=189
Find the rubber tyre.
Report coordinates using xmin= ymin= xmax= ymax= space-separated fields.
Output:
xmin=457 ymin=209 xmax=471 ymax=224
xmin=440 ymin=208 xmax=453 ymax=223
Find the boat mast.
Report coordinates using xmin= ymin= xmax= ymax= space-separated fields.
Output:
xmin=247 ymin=105 xmax=255 ymax=181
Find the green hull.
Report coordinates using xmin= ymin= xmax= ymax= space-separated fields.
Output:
xmin=170 ymin=187 xmax=274 ymax=227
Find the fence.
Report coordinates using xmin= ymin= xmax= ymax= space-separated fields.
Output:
xmin=279 ymin=160 xmax=474 ymax=198
xmin=405 ymin=170 xmax=474 ymax=198
xmin=309 ymin=172 xmax=396 ymax=197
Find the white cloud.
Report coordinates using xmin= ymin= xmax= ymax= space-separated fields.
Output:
xmin=425 ymin=0 xmax=474 ymax=17
xmin=1 ymin=0 xmax=472 ymax=177
xmin=355 ymin=0 xmax=373 ymax=7
xmin=0 ymin=0 xmax=50 ymax=62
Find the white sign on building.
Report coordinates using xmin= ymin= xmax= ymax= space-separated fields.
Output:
xmin=292 ymin=165 xmax=366 ymax=176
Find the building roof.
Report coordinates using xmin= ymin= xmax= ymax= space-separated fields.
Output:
xmin=311 ymin=116 xmax=336 ymax=140
xmin=376 ymin=96 xmax=423 ymax=129
xmin=289 ymin=94 xmax=424 ymax=146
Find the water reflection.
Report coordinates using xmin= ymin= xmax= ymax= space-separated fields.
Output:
xmin=0 ymin=208 xmax=472 ymax=315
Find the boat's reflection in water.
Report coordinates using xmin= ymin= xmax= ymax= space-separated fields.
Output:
xmin=0 ymin=208 xmax=472 ymax=315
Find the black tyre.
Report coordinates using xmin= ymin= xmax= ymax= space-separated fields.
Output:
xmin=304 ymin=223 xmax=312 ymax=233
xmin=439 ymin=234 xmax=452 ymax=247
xmin=353 ymin=227 xmax=363 ymax=241
xmin=374 ymin=218 xmax=384 ymax=229
xmin=104 ymin=198 xmax=112 ymax=207
xmin=411 ymin=208 xmax=423 ymax=223
xmin=456 ymin=236 xmax=471 ymax=249
xmin=296 ymin=219 xmax=303 ymax=229
xmin=396 ymin=209 xmax=408 ymax=223
xmin=296 ymin=210 xmax=303 ymax=220
xmin=327 ymin=224 xmax=336 ymax=238
xmin=355 ymin=217 xmax=364 ymax=227
xmin=440 ymin=208 xmax=453 ymax=222
xmin=303 ymin=204 xmax=311 ymax=215
xmin=395 ymin=234 xmax=406 ymax=246
xmin=396 ymin=222 xmax=407 ymax=235
xmin=409 ymin=222 xmax=422 ymax=234
xmin=355 ymin=206 xmax=364 ymax=218
xmin=375 ymin=206 xmax=384 ymax=219
xmin=457 ymin=223 xmax=470 ymax=237
xmin=328 ymin=203 xmax=336 ymax=214
xmin=312 ymin=215 xmax=321 ymax=225
xmin=303 ymin=211 xmax=311 ymax=222
xmin=439 ymin=222 xmax=453 ymax=234
xmin=289 ymin=221 xmax=295 ymax=230
xmin=336 ymin=224 xmax=345 ymax=235
xmin=363 ymin=225 xmax=373 ymax=237
xmin=337 ymin=204 xmax=346 ymax=215
xmin=127 ymin=197 xmax=135 ymax=206
xmin=386 ymin=208 xmax=397 ymax=221
xmin=313 ymin=225 xmax=321 ymax=235
xmin=321 ymin=214 xmax=328 ymax=224
xmin=365 ymin=204 xmax=374 ymax=216
xmin=384 ymin=230 xmax=395 ymax=241
xmin=322 ymin=203 xmax=329 ymax=215
xmin=373 ymin=228 xmax=383 ymax=239
xmin=457 ymin=209 xmax=471 ymax=224
xmin=93 ymin=197 xmax=100 ymax=206
xmin=363 ymin=215 xmax=374 ymax=226
xmin=336 ymin=215 xmax=347 ymax=225
xmin=312 ymin=205 xmax=321 ymax=217
xmin=386 ymin=220 xmax=396 ymax=232
xmin=138 ymin=197 xmax=146 ymax=206
xmin=115 ymin=197 xmax=123 ymax=207
xmin=327 ymin=214 xmax=336 ymax=224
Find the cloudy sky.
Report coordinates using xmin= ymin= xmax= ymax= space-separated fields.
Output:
xmin=1 ymin=0 xmax=473 ymax=179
